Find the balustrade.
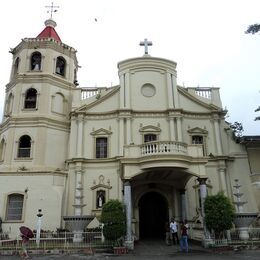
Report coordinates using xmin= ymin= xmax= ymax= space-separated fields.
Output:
xmin=140 ymin=141 xmax=187 ymax=156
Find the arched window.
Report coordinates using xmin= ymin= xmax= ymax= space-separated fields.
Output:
xmin=96 ymin=190 xmax=106 ymax=208
xmin=13 ymin=57 xmax=20 ymax=75
xmin=6 ymin=193 xmax=24 ymax=221
xmin=144 ymin=134 xmax=157 ymax=143
xmin=24 ymin=88 xmax=37 ymax=109
xmin=96 ymin=137 xmax=108 ymax=158
xmin=52 ymin=93 xmax=65 ymax=114
xmin=0 ymin=138 xmax=6 ymax=161
xmin=17 ymin=135 xmax=31 ymax=158
xmin=55 ymin=56 xmax=66 ymax=76
xmin=31 ymin=52 xmax=42 ymax=71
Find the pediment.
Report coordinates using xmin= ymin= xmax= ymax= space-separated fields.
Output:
xmin=90 ymin=128 xmax=112 ymax=136
xmin=187 ymin=127 xmax=208 ymax=134
xmin=139 ymin=125 xmax=161 ymax=133
xmin=73 ymin=86 xmax=120 ymax=113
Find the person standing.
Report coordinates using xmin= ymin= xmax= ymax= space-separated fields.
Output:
xmin=169 ymin=218 xmax=179 ymax=245
xmin=180 ymin=220 xmax=188 ymax=252
xmin=21 ymin=235 xmax=29 ymax=259
xmin=165 ymin=221 xmax=171 ymax=245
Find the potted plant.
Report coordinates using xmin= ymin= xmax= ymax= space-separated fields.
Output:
xmin=100 ymin=199 xmax=127 ymax=254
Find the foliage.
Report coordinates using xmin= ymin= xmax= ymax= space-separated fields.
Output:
xmin=230 ymin=121 xmax=243 ymax=142
xmin=255 ymin=106 xmax=260 ymax=121
xmin=245 ymin=24 xmax=260 ymax=34
xmin=204 ymin=192 xmax=235 ymax=238
xmin=100 ymin=199 xmax=126 ymax=241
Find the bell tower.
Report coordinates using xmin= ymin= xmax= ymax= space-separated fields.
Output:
xmin=0 ymin=17 xmax=78 ymax=171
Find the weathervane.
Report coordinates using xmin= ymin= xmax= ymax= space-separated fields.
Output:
xmin=139 ymin=38 xmax=153 ymax=55
xmin=45 ymin=2 xmax=59 ymax=19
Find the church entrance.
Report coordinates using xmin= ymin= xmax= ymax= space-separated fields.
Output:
xmin=138 ymin=191 xmax=168 ymax=239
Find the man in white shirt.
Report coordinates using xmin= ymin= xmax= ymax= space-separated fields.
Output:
xmin=169 ymin=218 xmax=179 ymax=245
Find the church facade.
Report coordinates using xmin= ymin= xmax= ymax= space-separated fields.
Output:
xmin=0 ymin=18 xmax=259 ymax=240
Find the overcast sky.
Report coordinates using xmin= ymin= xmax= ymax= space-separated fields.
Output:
xmin=0 ymin=0 xmax=260 ymax=135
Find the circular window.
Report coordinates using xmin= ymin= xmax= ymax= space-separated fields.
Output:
xmin=141 ymin=83 xmax=156 ymax=97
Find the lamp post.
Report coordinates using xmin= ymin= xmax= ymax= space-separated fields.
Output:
xmin=36 ymin=209 xmax=43 ymax=248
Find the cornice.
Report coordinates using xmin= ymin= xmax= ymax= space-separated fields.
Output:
xmin=12 ymin=38 xmax=77 ymax=63
xmin=0 ymin=116 xmax=70 ymax=132
xmin=6 ymin=73 xmax=76 ymax=91
xmin=0 ymin=171 xmax=67 ymax=177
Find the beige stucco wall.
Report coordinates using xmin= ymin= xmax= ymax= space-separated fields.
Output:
xmin=0 ymin=174 xmax=66 ymax=238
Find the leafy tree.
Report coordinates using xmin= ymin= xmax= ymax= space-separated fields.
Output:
xmin=255 ymin=106 xmax=260 ymax=121
xmin=100 ymin=199 xmax=126 ymax=241
xmin=230 ymin=121 xmax=243 ymax=142
xmin=204 ymin=192 xmax=235 ymax=238
xmin=245 ymin=24 xmax=260 ymax=34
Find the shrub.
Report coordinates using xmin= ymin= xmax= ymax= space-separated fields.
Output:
xmin=204 ymin=192 xmax=235 ymax=238
xmin=100 ymin=199 xmax=126 ymax=241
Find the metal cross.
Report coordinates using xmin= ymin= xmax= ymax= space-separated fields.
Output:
xmin=45 ymin=2 xmax=59 ymax=18
xmin=139 ymin=38 xmax=153 ymax=55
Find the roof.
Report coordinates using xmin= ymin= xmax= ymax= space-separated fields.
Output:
xmin=241 ymin=135 xmax=260 ymax=146
xmin=36 ymin=18 xmax=61 ymax=42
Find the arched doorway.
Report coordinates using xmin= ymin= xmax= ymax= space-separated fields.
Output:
xmin=138 ymin=191 xmax=168 ymax=239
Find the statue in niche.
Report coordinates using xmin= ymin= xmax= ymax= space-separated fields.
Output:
xmin=96 ymin=190 xmax=105 ymax=208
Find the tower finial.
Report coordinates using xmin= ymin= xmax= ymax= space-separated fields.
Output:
xmin=45 ymin=2 xmax=59 ymax=19
xmin=139 ymin=38 xmax=153 ymax=55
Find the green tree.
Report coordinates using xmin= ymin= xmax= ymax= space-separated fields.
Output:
xmin=230 ymin=121 xmax=243 ymax=142
xmin=100 ymin=199 xmax=126 ymax=241
xmin=245 ymin=24 xmax=260 ymax=34
xmin=204 ymin=192 xmax=235 ymax=238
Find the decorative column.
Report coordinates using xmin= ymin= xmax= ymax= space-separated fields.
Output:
xmin=70 ymin=115 xmax=77 ymax=157
xmin=126 ymin=117 xmax=132 ymax=144
xmin=118 ymin=118 xmax=124 ymax=156
xmin=213 ymin=116 xmax=222 ymax=155
xmin=76 ymin=115 xmax=84 ymax=157
xmin=180 ymin=189 xmax=186 ymax=221
xmin=218 ymin=166 xmax=227 ymax=195
xmin=169 ymin=117 xmax=176 ymax=141
xmin=124 ymin=181 xmax=133 ymax=249
xmin=166 ymin=72 xmax=174 ymax=108
xmin=197 ymin=177 xmax=212 ymax=246
xmin=171 ymin=73 xmax=179 ymax=108
xmin=119 ymin=74 xmax=125 ymax=108
xmin=176 ymin=116 xmax=183 ymax=142
xmin=74 ymin=169 xmax=85 ymax=216
xmin=125 ymin=72 xmax=130 ymax=108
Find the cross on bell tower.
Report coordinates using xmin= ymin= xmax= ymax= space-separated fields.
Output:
xmin=139 ymin=38 xmax=153 ymax=55
xmin=45 ymin=2 xmax=59 ymax=18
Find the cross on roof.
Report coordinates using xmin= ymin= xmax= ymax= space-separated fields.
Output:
xmin=45 ymin=2 xmax=59 ymax=19
xmin=139 ymin=38 xmax=153 ymax=55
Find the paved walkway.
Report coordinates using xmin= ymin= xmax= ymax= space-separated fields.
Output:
xmin=1 ymin=239 xmax=260 ymax=260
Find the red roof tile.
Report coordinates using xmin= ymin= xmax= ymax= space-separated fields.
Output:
xmin=37 ymin=26 xmax=61 ymax=42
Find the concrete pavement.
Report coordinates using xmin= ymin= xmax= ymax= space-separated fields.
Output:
xmin=1 ymin=239 xmax=259 ymax=259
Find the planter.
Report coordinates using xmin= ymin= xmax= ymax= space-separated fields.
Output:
xmin=113 ymin=246 xmax=128 ymax=255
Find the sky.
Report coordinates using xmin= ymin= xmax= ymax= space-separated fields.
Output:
xmin=0 ymin=0 xmax=260 ymax=135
